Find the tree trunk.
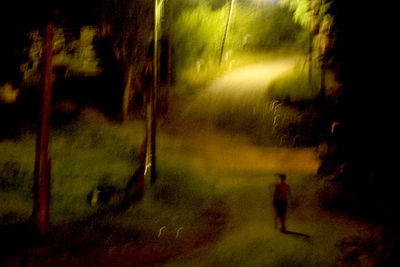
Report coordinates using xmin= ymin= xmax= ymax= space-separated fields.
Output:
xmin=149 ymin=0 xmax=160 ymax=185
xmin=119 ymin=135 xmax=146 ymax=211
xmin=33 ymin=21 xmax=54 ymax=239
xmin=308 ymin=31 xmax=313 ymax=85
xmin=150 ymin=91 xmax=157 ymax=185
xmin=219 ymin=0 xmax=235 ymax=65
xmin=308 ymin=0 xmax=315 ymax=85
xmin=166 ymin=0 xmax=174 ymax=89
xmin=163 ymin=0 xmax=175 ymax=115
xmin=122 ymin=64 xmax=134 ymax=121
xmin=319 ymin=20 xmax=329 ymax=97
xmin=145 ymin=70 xmax=157 ymax=186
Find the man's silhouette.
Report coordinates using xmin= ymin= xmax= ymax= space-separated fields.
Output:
xmin=273 ymin=173 xmax=291 ymax=232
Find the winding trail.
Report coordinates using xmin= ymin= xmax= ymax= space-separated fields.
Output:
xmin=158 ymin=128 xmax=380 ymax=266
xmin=184 ymin=58 xmax=297 ymax=120
xmin=208 ymin=58 xmax=296 ymax=96
xmin=158 ymin=58 xmax=380 ymax=266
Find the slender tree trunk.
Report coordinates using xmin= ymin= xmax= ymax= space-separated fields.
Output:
xmin=119 ymin=135 xmax=146 ymax=211
xmin=167 ymin=1 xmax=174 ymax=89
xmin=145 ymin=68 xmax=157 ymax=186
xmin=164 ymin=0 xmax=175 ymax=115
xmin=122 ymin=64 xmax=134 ymax=121
xmin=147 ymin=0 xmax=160 ymax=185
xmin=308 ymin=0 xmax=314 ymax=85
xmin=33 ymin=21 xmax=54 ymax=239
xmin=319 ymin=21 xmax=329 ymax=97
xmin=219 ymin=0 xmax=235 ymax=65
xmin=150 ymin=87 xmax=157 ymax=185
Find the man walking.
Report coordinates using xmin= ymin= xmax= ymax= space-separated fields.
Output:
xmin=273 ymin=173 xmax=291 ymax=232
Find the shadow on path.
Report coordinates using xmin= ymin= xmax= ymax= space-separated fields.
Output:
xmin=283 ymin=229 xmax=311 ymax=240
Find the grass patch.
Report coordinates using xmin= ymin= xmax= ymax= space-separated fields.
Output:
xmin=0 ymin=108 xmax=224 ymax=265
xmin=0 ymin=108 xmax=219 ymax=226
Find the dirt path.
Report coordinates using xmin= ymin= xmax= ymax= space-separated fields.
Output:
xmin=156 ymin=57 xmax=380 ymax=266
xmin=182 ymin=57 xmax=297 ymax=122
xmin=208 ymin=58 xmax=296 ymax=96
xmin=157 ymin=128 xmax=381 ymax=266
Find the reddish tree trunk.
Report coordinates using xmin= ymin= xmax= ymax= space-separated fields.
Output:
xmin=33 ymin=21 xmax=54 ymax=238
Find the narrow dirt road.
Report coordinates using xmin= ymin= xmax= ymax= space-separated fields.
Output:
xmin=157 ymin=128 xmax=380 ymax=267
xmin=158 ymin=58 xmax=380 ymax=266
xmin=208 ymin=58 xmax=296 ymax=96
xmin=183 ymin=57 xmax=297 ymax=121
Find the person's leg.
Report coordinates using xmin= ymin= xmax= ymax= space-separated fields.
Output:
xmin=280 ymin=214 xmax=286 ymax=232
xmin=280 ymin=202 xmax=287 ymax=232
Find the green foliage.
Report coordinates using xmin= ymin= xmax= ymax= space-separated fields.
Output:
xmin=229 ymin=3 xmax=304 ymax=51
xmin=268 ymin=68 xmax=320 ymax=102
xmin=280 ymin=0 xmax=332 ymax=30
xmin=21 ymin=27 xmax=101 ymax=85
xmin=175 ymin=0 xmax=227 ymax=10
xmin=280 ymin=0 xmax=311 ymax=27
xmin=58 ymin=27 xmax=101 ymax=76
xmin=173 ymin=3 xmax=228 ymax=74
xmin=172 ymin=1 xmax=306 ymax=91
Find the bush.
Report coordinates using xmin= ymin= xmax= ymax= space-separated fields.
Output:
xmin=268 ymin=69 xmax=320 ymax=103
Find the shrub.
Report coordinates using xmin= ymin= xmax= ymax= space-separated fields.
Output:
xmin=268 ymin=69 xmax=320 ymax=103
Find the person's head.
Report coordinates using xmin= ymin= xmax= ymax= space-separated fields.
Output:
xmin=277 ymin=173 xmax=286 ymax=182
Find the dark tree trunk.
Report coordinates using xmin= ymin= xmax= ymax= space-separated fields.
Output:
xmin=119 ymin=136 xmax=146 ymax=211
xmin=32 ymin=21 xmax=54 ymax=239
xmin=219 ymin=0 xmax=234 ymax=65
xmin=308 ymin=0 xmax=314 ymax=85
xmin=122 ymin=64 xmax=134 ymax=121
